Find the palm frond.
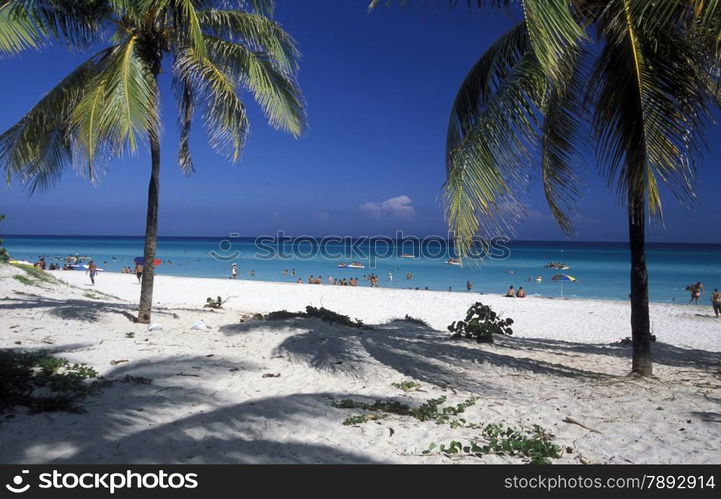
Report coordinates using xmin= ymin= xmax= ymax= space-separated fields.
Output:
xmin=587 ymin=0 xmax=712 ymax=222
xmin=204 ymin=35 xmax=305 ymax=137
xmin=9 ymin=0 xmax=112 ymax=49
xmin=0 ymin=48 xmax=110 ymax=191
xmin=0 ymin=1 xmax=44 ymax=54
xmin=174 ymin=47 xmax=250 ymax=162
xmin=70 ymin=35 xmax=159 ymax=173
xmin=173 ymin=71 xmax=195 ymax=174
xmin=540 ymin=46 xmax=589 ymax=235
xmin=444 ymin=29 xmax=555 ymax=250
xmin=520 ymin=0 xmax=585 ymax=77
xmin=171 ymin=0 xmax=207 ymax=58
xmin=197 ymin=9 xmax=299 ymax=73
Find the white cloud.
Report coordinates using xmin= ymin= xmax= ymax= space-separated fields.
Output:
xmin=359 ymin=195 xmax=416 ymax=220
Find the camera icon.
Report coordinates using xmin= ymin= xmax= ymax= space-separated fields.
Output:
xmin=5 ymin=470 xmax=30 ymax=494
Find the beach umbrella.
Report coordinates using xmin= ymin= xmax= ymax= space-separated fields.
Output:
xmin=134 ymin=257 xmax=162 ymax=267
xmin=551 ymin=273 xmax=576 ymax=298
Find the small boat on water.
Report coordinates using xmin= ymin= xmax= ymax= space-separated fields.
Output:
xmin=400 ymin=254 xmax=416 ymax=259
xmin=338 ymin=261 xmax=365 ymax=269
xmin=544 ymin=262 xmax=570 ymax=270
xmin=446 ymin=258 xmax=462 ymax=266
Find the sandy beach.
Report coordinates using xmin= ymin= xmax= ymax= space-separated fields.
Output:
xmin=1 ymin=264 xmax=719 ymax=464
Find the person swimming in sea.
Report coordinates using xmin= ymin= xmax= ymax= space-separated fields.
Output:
xmin=688 ymin=282 xmax=704 ymax=305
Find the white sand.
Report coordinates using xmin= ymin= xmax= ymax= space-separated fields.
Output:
xmin=1 ymin=265 xmax=719 ymax=464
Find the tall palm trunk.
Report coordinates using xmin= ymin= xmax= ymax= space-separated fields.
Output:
xmin=137 ymin=42 xmax=163 ymax=324
xmin=137 ymin=128 xmax=161 ymax=323
xmin=628 ymin=194 xmax=652 ymax=375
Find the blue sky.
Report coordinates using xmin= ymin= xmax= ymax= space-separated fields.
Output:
xmin=1 ymin=0 xmax=720 ymax=242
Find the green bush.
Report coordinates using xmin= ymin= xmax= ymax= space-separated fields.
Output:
xmin=447 ymin=302 xmax=513 ymax=343
xmin=0 ymin=351 xmax=102 ymax=414
xmin=265 ymin=306 xmax=369 ymax=329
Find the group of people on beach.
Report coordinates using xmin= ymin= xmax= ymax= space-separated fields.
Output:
xmin=505 ymin=285 xmax=526 ymax=298
xmin=687 ymin=282 xmax=721 ymax=318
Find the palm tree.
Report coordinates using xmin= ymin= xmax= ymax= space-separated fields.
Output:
xmin=372 ymin=0 xmax=721 ymax=375
xmin=0 ymin=0 xmax=305 ymax=323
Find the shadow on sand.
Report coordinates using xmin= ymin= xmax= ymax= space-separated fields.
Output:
xmin=0 ymin=351 xmax=378 ymax=464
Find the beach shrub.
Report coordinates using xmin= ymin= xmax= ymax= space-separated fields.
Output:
xmin=425 ymin=424 xmax=561 ymax=464
xmin=389 ymin=315 xmax=430 ymax=327
xmin=305 ymin=306 xmax=367 ymax=328
xmin=11 ymin=264 xmax=59 ymax=287
xmin=204 ymin=296 xmax=224 ymax=309
xmin=331 ymin=395 xmax=477 ymax=424
xmin=391 ymin=380 xmax=422 ymax=392
xmin=0 ymin=351 xmax=102 ymax=414
xmin=447 ymin=302 xmax=513 ymax=343
xmin=265 ymin=306 xmax=369 ymax=329
xmin=265 ymin=310 xmax=305 ymax=320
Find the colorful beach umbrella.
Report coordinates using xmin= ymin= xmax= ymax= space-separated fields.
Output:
xmin=551 ymin=274 xmax=576 ymax=297
xmin=134 ymin=257 xmax=162 ymax=267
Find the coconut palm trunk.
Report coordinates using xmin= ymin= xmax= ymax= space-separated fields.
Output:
xmin=138 ymin=128 xmax=161 ymax=323
xmin=628 ymin=195 xmax=652 ymax=375
xmin=0 ymin=1 xmax=306 ymax=326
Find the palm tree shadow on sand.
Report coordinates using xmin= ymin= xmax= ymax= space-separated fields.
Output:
xmin=229 ymin=317 xmax=720 ymax=392
xmin=221 ymin=318 xmax=617 ymax=396
xmin=0 ymin=354 xmax=378 ymax=464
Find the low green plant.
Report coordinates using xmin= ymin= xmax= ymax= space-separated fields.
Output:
xmin=204 ymin=296 xmax=224 ymax=309
xmin=10 ymin=264 xmax=59 ymax=287
xmin=0 ymin=350 xmax=102 ymax=413
xmin=390 ymin=315 xmax=429 ymax=327
xmin=342 ymin=413 xmax=385 ymax=425
xmin=331 ymin=395 xmax=477 ymax=424
xmin=425 ymin=424 xmax=561 ymax=464
xmin=12 ymin=275 xmax=33 ymax=286
xmin=447 ymin=302 xmax=513 ymax=343
xmin=265 ymin=306 xmax=369 ymax=329
xmin=391 ymin=380 xmax=421 ymax=392
xmin=265 ymin=310 xmax=304 ymax=320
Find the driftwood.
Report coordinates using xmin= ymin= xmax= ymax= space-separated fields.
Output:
xmin=563 ymin=416 xmax=603 ymax=434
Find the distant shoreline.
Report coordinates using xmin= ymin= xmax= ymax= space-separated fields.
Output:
xmin=4 ymin=234 xmax=721 ymax=247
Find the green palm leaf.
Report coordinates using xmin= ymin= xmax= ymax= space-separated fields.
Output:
xmin=174 ymin=47 xmax=250 ymax=162
xmin=197 ymin=9 xmax=300 ymax=73
xmin=205 ymin=35 xmax=305 ymax=137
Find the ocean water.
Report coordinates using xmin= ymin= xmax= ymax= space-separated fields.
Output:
xmin=3 ymin=235 xmax=720 ymax=303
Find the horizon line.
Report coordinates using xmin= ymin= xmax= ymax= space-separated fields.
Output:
xmin=3 ymin=233 xmax=721 ymax=246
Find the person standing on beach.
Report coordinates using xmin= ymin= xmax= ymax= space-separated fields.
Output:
xmin=689 ymin=282 xmax=704 ymax=304
xmin=466 ymin=280 xmax=472 ymax=292
xmin=86 ymin=260 xmax=98 ymax=286
xmin=231 ymin=263 xmax=238 ymax=279
xmin=134 ymin=263 xmax=143 ymax=283
xmin=712 ymin=289 xmax=721 ymax=318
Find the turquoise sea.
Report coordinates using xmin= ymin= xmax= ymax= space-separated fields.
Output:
xmin=3 ymin=235 xmax=720 ymax=303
